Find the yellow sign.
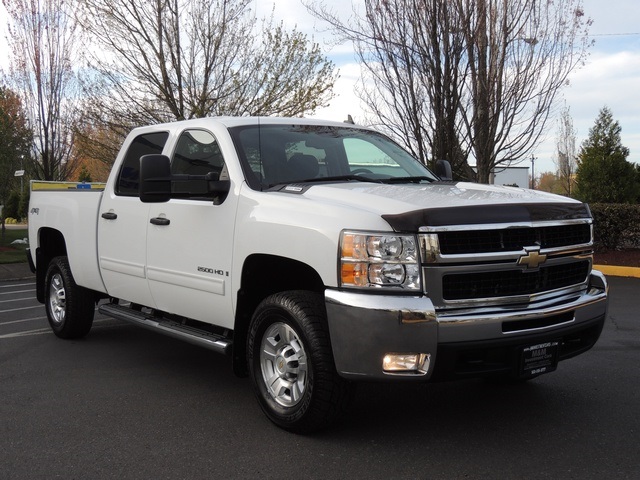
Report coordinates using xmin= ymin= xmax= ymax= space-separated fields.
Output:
xmin=30 ymin=181 xmax=106 ymax=191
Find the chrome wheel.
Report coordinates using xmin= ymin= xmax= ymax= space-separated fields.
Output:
xmin=259 ymin=321 xmax=308 ymax=407
xmin=248 ymin=291 xmax=350 ymax=432
xmin=44 ymin=256 xmax=95 ymax=339
xmin=48 ymin=272 xmax=67 ymax=325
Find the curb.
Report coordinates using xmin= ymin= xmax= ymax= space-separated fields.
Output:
xmin=593 ymin=264 xmax=640 ymax=279
xmin=0 ymin=263 xmax=35 ymax=282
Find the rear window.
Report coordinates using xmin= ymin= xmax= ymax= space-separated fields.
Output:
xmin=116 ymin=131 xmax=169 ymax=196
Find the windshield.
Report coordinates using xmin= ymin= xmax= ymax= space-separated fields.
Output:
xmin=229 ymin=124 xmax=438 ymax=190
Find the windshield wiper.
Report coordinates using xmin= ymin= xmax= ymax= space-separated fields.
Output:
xmin=380 ymin=176 xmax=435 ymax=184
xmin=304 ymin=174 xmax=385 ymax=184
xmin=265 ymin=175 xmax=384 ymax=189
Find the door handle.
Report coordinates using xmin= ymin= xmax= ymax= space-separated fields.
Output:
xmin=101 ymin=212 xmax=118 ymax=220
xmin=150 ymin=217 xmax=170 ymax=226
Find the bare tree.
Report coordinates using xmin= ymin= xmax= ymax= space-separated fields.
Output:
xmin=2 ymin=0 xmax=83 ymax=181
xmin=76 ymin=0 xmax=337 ymax=144
xmin=307 ymin=0 xmax=592 ymax=183
xmin=554 ymin=105 xmax=577 ymax=196
xmin=307 ymin=0 xmax=472 ymax=178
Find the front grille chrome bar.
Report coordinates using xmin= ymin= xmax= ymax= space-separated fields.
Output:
xmin=419 ymin=219 xmax=594 ymax=310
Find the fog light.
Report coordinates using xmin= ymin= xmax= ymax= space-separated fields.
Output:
xmin=383 ymin=353 xmax=430 ymax=375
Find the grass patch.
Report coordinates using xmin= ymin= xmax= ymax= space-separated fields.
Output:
xmin=0 ymin=226 xmax=29 ymax=264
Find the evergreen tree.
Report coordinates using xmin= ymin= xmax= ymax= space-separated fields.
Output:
xmin=77 ymin=165 xmax=93 ymax=183
xmin=0 ymin=86 xmax=32 ymax=236
xmin=3 ymin=191 xmax=21 ymax=221
xmin=574 ymin=107 xmax=637 ymax=203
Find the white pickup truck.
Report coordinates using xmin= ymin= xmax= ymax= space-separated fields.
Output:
xmin=28 ymin=117 xmax=608 ymax=432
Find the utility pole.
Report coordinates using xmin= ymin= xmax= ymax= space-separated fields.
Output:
xmin=530 ymin=154 xmax=536 ymax=189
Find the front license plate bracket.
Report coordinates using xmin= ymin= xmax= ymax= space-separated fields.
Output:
xmin=520 ymin=341 xmax=560 ymax=378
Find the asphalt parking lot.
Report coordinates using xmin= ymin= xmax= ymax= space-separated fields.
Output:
xmin=1 ymin=275 xmax=639 ymax=479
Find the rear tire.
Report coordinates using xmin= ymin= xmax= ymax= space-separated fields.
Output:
xmin=247 ymin=291 xmax=350 ymax=433
xmin=44 ymin=256 xmax=95 ymax=339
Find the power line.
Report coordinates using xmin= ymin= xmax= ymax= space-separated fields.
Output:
xmin=590 ymin=32 xmax=640 ymax=37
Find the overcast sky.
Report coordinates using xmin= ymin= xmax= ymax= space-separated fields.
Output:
xmin=1 ymin=0 xmax=638 ymax=175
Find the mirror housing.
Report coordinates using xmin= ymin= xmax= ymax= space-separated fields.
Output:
xmin=140 ymin=154 xmax=172 ymax=203
xmin=139 ymin=154 xmax=231 ymax=203
xmin=435 ymin=159 xmax=453 ymax=181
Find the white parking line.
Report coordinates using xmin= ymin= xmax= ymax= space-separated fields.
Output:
xmin=0 ymin=328 xmax=51 ymax=339
xmin=0 ymin=289 xmax=35 ymax=296
xmin=0 ymin=305 xmax=45 ymax=313
xmin=0 ymin=282 xmax=35 ymax=289
xmin=0 ymin=297 xmax=36 ymax=304
xmin=1 ymin=313 xmax=110 ymax=326
xmin=1 ymin=315 xmax=47 ymax=326
xmin=0 ymin=318 xmax=118 ymax=339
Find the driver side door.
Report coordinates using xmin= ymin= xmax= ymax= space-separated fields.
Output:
xmin=145 ymin=128 xmax=238 ymax=329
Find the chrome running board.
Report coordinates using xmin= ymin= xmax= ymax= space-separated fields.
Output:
xmin=98 ymin=303 xmax=232 ymax=355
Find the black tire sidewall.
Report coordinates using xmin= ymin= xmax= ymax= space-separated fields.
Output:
xmin=45 ymin=258 xmax=67 ymax=335
xmin=248 ymin=295 xmax=317 ymax=428
xmin=44 ymin=256 xmax=94 ymax=339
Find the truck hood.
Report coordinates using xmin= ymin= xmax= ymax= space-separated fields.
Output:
xmin=295 ymin=181 xmax=589 ymax=230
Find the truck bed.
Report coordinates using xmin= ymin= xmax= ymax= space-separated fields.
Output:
xmin=28 ymin=181 xmax=108 ymax=294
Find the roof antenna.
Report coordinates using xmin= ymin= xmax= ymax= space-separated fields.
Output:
xmin=257 ymin=116 xmax=264 ymax=191
xmin=344 ymin=114 xmax=355 ymax=124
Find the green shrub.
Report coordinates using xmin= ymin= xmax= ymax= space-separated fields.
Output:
xmin=589 ymin=203 xmax=640 ymax=250
xmin=3 ymin=191 xmax=21 ymax=222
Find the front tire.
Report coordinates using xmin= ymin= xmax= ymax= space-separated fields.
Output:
xmin=45 ymin=256 xmax=95 ymax=339
xmin=247 ymin=291 xmax=350 ymax=433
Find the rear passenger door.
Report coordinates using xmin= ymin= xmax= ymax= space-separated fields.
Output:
xmin=98 ymin=131 xmax=168 ymax=307
xmin=145 ymin=128 xmax=238 ymax=328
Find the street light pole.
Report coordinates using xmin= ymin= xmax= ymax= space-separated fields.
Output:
xmin=13 ymin=155 xmax=25 ymax=195
xmin=530 ymin=154 xmax=536 ymax=189
xmin=14 ymin=169 xmax=25 ymax=194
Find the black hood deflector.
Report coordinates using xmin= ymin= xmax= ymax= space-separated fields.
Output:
xmin=382 ymin=202 xmax=591 ymax=232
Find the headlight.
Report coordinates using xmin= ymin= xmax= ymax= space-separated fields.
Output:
xmin=339 ymin=231 xmax=421 ymax=290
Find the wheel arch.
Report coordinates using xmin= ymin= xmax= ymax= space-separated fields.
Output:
xmin=232 ymin=254 xmax=325 ymax=377
xmin=35 ymin=228 xmax=68 ymax=303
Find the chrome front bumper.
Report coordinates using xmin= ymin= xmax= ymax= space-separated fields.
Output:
xmin=325 ymin=271 xmax=608 ymax=381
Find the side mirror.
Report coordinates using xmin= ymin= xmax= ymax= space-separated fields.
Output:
xmin=435 ymin=159 xmax=453 ymax=181
xmin=139 ymin=154 xmax=232 ymax=203
xmin=140 ymin=154 xmax=172 ymax=203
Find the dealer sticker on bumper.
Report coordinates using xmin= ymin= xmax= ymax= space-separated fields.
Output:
xmin=520 ymin=341 xmax=560 ymax=377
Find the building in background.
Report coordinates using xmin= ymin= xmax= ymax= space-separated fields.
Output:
xmin=471 ymin=166 xmax=531 ymax=188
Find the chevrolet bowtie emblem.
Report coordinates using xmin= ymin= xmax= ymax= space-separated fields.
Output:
xmin=518 ymin=247 xmax=547 ymax=270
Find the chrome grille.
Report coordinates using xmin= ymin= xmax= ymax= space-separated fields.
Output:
xmin=419 ymin=219 xmax=594 ymax=309
xmin=438 ymin=224 xmax=591 ymax=255
xmin=442 ymin=261 xmax=590 ymax=300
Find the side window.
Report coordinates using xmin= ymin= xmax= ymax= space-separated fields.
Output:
xmin=116 ymin=131 xmax=169 ymax=196
xmin=171 ymin=129 xmax=227 ymax=199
